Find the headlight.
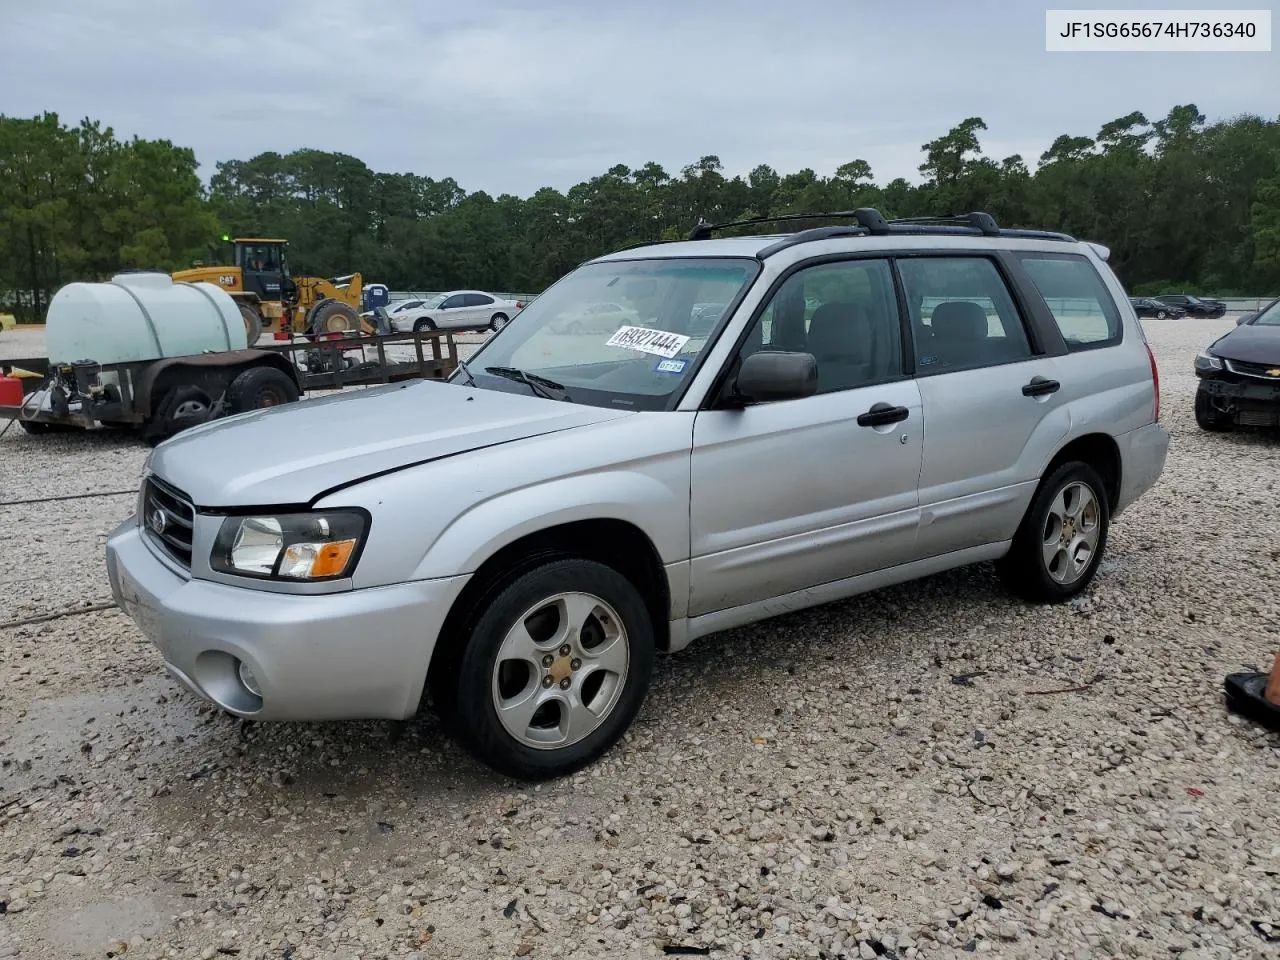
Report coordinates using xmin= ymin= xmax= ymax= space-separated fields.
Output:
xmin=211 ymin=510 xmax=369 ymax=580
xmin=1194 ymin=352 xmax=1223 ymax=372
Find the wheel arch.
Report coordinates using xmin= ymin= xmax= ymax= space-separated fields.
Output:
xmin=1043 ymin=432 xmax=1122 ymax=510
xmin=424 ymin=517 xmax=672 ymax=713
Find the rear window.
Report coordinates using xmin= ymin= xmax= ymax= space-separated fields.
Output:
xmin=1018 ymin=254 xmax=1122 ymax=350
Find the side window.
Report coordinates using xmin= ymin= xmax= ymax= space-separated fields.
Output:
xmin=470 ymin=294 xmax=495 ymax=307
xmin=896 ymin=257 xmax=1032 ymax=372
xmin=1017 ymin=254 xmax=1122 ymax=349
xmin=441 ymin=294 xmax=466 ymax=309
xmin=736 ymin=259 xmax=903 ymax=396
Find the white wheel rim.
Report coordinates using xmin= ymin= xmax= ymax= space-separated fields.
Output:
xmin=1041 ymin=481 xmax=1102 ymax=585
xmin=490 ymin=592 xmax=629 ymax=750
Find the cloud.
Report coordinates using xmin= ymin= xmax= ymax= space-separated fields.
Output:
xmin=2 ymin=0 xmax=1274 ymax=195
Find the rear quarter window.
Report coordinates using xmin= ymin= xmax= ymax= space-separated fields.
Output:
xmin=1017 ymin=254 xmax=1122 ymax=350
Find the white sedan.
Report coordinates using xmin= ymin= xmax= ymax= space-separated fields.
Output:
xmin=389 ymin=291 xmax=524 ymax=333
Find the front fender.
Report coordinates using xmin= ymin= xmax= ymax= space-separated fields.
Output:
xmin=410 ymin=469 xmax=688 ymax=581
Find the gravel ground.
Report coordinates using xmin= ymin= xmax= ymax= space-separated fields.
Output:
xmin=1 ymin=318 xmax=1278 ymax=960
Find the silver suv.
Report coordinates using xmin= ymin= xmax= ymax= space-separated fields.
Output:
xmin=106 ymin=209 xmax=1170 ymax=780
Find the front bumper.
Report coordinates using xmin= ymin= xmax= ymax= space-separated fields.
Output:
xmin=105 ymin=518 xmax=469 ymax=721
xmin=1197 ymin=375 xmax=1280 ymax=426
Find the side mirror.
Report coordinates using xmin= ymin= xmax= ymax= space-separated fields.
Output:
xmin=1237 ymin=313 xmax=1254 ymax=325
xmin=732 ymin=351 xmax=818 ymax=405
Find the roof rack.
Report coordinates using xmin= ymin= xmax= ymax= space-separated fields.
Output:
xmin=682 ymin=207 xmax=1077 ymax=257
xmin=688 ymin=210 xmax=884 ymax=241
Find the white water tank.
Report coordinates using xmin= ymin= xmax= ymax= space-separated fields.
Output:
xmin=46 ymin=272 xmax=247 ymax=365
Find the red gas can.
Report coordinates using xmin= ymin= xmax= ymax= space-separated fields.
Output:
xmin=0 ymin=375 xmax=24 ymax=406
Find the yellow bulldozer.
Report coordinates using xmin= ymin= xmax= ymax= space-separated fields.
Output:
xmin=172 ymin=237 xmax=373 ymax=344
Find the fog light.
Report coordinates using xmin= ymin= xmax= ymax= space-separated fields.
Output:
xmin=237 ymin=660 xmax=262 ymax=698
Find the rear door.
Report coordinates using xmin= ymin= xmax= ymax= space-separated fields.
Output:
xmin=435 ymin=294 xmax=470 ymax=329
xmin=900 ymin=254 xmax=1069 ymax=558
xmin=1011 ymin=251 xmax=1143 ymax=428
xmin=467 ymin=293 xmax=497 ymax=326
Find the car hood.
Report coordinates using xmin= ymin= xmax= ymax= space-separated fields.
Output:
xmin=147 ymin=380 xmax=632 ymax=507
xmin=1211 ymin=324 xmax=1280 ymax=364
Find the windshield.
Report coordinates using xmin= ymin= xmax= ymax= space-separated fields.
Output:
xmin=1254 ymin=299 xmax=1280 ymax=326
xmin=460 ymin=257 xmax=759 ymax=410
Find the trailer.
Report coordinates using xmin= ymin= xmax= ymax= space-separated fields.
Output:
xmin=0 ymin=276 xmax=461 ymax=443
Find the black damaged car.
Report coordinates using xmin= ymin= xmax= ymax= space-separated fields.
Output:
xmin=1130 ymin=297 xmax=1186 ymax=319
xmin=1154 ymin=294 xmax=1228 ymax=319
xmin=1194 ymin=297 xmax=1280 ymax=430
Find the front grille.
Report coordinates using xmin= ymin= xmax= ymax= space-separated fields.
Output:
xmin=1238 ymin=407 xmax=1280 ymax=427
xmin=1225 ymin=358 xmax=1280 ymax=380
xmin=142 ymin=477 xmax=195 ymax=568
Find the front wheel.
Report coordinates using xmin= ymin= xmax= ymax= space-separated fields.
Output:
xmin=1156 ymin=310 xmax=1168 ymax=320
xmin=997 ymin=461 xmax=1110 ymax=603
xmin=1194 ymin=388 xmax=1233 ymax=432
xmin=489 ymin=313 xmax=509 ymax=332
xmin=451 ymin=559 xmax=654 ymax=780
xmin=414 ymin=318 xmax=436 ymax=333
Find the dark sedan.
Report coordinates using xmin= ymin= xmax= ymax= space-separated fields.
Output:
xmin=1155 ymin=294 xmax=1228 ymax=318
xmin=1130 ymin=297 xmax=1186 ymax=320
xmin=1194 ymin=297 xmax=1280 ymax=430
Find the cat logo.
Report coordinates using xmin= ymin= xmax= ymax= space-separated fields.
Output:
xmin=218 ymin=274 xmax=236 ymax=287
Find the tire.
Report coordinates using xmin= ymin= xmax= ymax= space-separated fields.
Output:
xmin=146 ymin=385 xmax=214 ymax=444
xmin=238 ymin=303 xmax=264 ymax=345
xmin=226 ymin=366 xmax=300 ymax=414
xmin=997 ymin=461 xmax=1110 ymax=604
xmin=414 ymin=318 xmax=436 ymax=333
xmin=1194 ymin=388 xmax=1233 ymax=432
xmin=1156 ymin=310 xmax=1167 ymax=320
xmin=451 ymin=559 xmax=655 ymax=781
xmin=17 ymin=419 xmax=73 ymax=435
xmin=490 ymin=313 xmax=509 ymax=332
xmin=308 ymin=300 xmax=360 ymax=336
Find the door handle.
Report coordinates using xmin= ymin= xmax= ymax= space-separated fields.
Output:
xmin=857 ymin=402 xmax=911 ymax=427
xmin=1022 ymin=376 xmax=1061 ymax=397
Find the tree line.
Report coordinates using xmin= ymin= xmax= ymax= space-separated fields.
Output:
xmin=2 ymin=104 xmax=1278 ymax=321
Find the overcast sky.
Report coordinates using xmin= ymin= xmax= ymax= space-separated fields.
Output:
xmin=3 ymin=0 xmax=1274 ymax=196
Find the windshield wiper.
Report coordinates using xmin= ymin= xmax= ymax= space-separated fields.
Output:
xmin=454 ymin=358 xmax=476 ymax=385
xmin=483 ymin=366 xmax=570 ymax=402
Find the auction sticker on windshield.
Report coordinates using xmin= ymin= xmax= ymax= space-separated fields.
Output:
xmin=606 ymin=325 xmax=691 ymax=359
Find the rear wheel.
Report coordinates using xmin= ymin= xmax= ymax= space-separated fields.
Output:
xmin=997 ymin=461 xmax=1110 ymax=603
xmin=414 ymin=318 xmax=436 ymax=333
xmin=238 ymin=303 xmax=264 ymax=345
xmin=450 ymin=559 xmax=655 ymax=780
xmin=308 ymin=300 xmax=361 ymax=336
xmin=226 ymin=366 xmax=300 ymax=414
xmin=146 ymin=385 xmax=214 ymax=445
xmin=1194 ymin=388 xmax=1233 ymax=432
xmin=490 ymin=313 xmax=509 ymax=332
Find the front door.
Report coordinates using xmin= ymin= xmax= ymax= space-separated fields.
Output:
xmin=688 ymin=258 xmax=924 ymax=617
